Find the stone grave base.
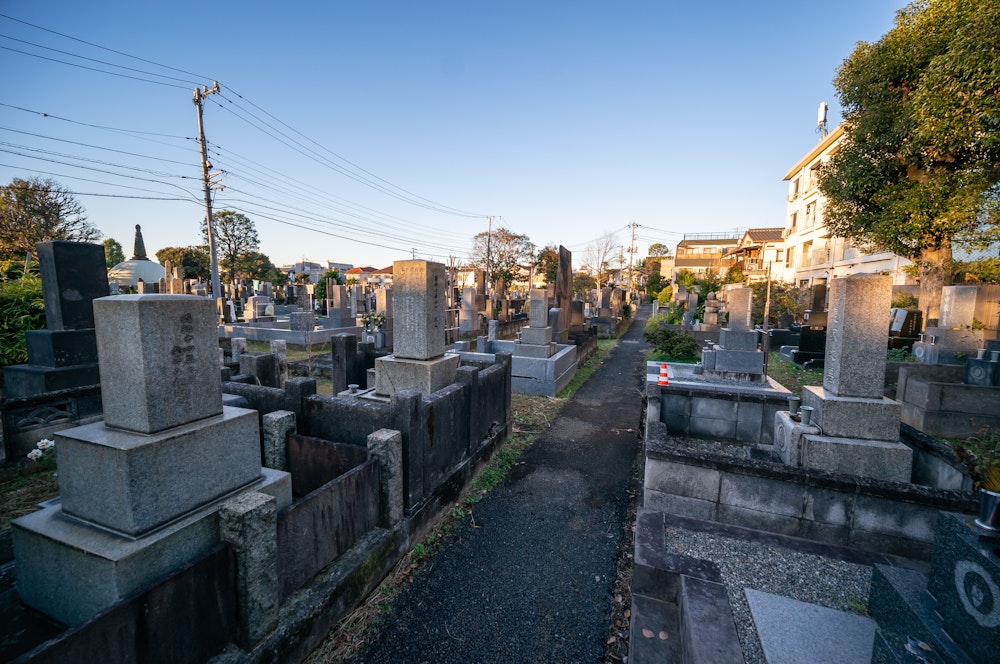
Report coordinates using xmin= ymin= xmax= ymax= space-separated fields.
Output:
xmin=802 ymin=386 xmax=902 ymax=441
xmin=2 ymin=363 xmax=101 ymax=399
xmin=12 ymin=468 xmax=291 ymax=627
xmin=773 ymin=410 xmax=820 ymax=466
xmin=519 ymin=326 xmax=552 ymax=346
xmin=374 ymin=353 xmax=460 ymax=396
xmin=57 ymin=407 xmax=263 ymax=535
xmin=511 ymin=341 xmax=557 ymax=359
xmin=799 ymin=434 xmax=913 ymax=483
xmin=898 ymin=373 xmax=1000 ymax=438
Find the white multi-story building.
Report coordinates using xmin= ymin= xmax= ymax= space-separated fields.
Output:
xmin=780 ymin=125 xmax=913 ymax=287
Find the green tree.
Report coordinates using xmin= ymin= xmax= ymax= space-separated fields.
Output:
xmin=675 ymin=269 xmax=696 ymax=289
xmin=470 ymin=226 xmax=534 ymax=291
xmin=0 ymin=274 xmax=45 ymax=366
xmin=314 ymin=268 xmax=343 ymax=301
xmin=572 ymin=273 xmax=597 ymax=297
xmin=201 ymin=210 xmax=260 ymax=282
xmin=236 ymin=250 xmax=282 ymax=282
xmin=103 ymin=238 xmax=125 ymax=268
xmin=0 ymin=177 xmax=100 ymax=259
xmin=646 ymin=272 xmax=665 ymax=298
xmin=535 ymin=245 xmax=559 ymax=285
xmin=156 ymin=246 xmax=211 ymax=281
xmin=647 ymin=242 xmax=672 ymax=257
xmin=818 ymin=0 xmax=1000 ymax=319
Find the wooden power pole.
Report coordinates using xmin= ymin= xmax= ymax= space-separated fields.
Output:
xmin=193 ymin=81 xmax=222 ymax=309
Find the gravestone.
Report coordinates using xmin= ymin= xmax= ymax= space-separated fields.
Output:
xmin=512 ymin=289 xmax=556 ymax=359
xmin=289 ymin=311 xmax=315 ymax=332
xmin=327 ymin=284 xmax=350 ymax=326
xmin=792 ymin=275 xmax=911 ymax=482
xmin=700 ymin=287 xmax=765 ymax=380
xmin=459 ymin=287 xmax=480 ymax=335
xmin=12 ymin=294 xmax=291 ymax=626
xmin=374 ymin=260 xmax=459 ymax=395
xmin=913 ymin=285 xmax=981 ymax=365
xmin=554 ymin=245 xmax=572 ymax=343
xmin=3 ymin=241 xmax=107 ymax=399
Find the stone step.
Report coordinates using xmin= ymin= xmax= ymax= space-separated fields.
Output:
xmin=680 ymin=575 xmax=743 ymax=663
xmin=629 ymin=593 xmax=680 ymax=662
xmin=746 ymin=588 xmax=877 ymax=664
xmin=867 ymin=564 xmax=972 ymax=664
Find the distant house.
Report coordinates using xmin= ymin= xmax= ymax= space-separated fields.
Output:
xmin=345 ymin=265 xmax=393 ymax=287
xmin=281 ymin=260 xmax=353 ymax=283
xmin=672 ymin=233 xmax=739 ymax=281
xmin=721 ymin=228 xmax=786 ymax=282
xmin=780 ymin=125 xmax=912 ymax=286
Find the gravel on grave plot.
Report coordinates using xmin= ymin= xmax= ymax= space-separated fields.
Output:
xmin=659 ymin=434 xmax=873 ymax=663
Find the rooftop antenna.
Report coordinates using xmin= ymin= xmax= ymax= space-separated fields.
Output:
xmin=817 ymin=101 xmax=829 ymax=139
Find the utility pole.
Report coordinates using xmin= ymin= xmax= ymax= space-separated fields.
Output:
xmin=193 ymin=81 xmax=222 ymax=309
xmin=484 ymin=216 xmax=493 ymax=310
xmin=627 ymin=221 xmax=637 ymax=300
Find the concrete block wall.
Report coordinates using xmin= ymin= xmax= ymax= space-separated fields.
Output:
xmin=643 ymin=420 xmax=976 ymax=559
xmin=653 ymin=384 xmax=786 ymax=445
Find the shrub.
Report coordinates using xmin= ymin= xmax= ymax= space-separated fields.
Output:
xmin=0 ymin=275 xmax=45 ymax=366
xmin=644 ymin=317 xmax=700 ymax=361
xmin=891 ymin=291 xmax=919 ymax=309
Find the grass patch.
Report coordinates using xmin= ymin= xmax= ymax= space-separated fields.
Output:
xmin=558 ymin=338 xmax=618 ymax=398
xmin=245 ymin=340 xmax=330 ymax=363
xmin=1 ymin=469 xmax=59 ymax=531
xmin=765 ymin=350 xmax=822 ymax=395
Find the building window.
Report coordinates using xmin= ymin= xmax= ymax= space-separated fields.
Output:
xmin=789 ymin=212 xmax=798 ymax=232
xmin=787 ymin=247 xmax=794 ymax=267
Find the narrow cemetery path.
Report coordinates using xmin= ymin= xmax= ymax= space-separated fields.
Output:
xmin=350 ymin=306 xmax=651 ymax=664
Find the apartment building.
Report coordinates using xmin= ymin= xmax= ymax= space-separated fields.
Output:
xmin=780 ymin=125 xmax=912 ymax=287
xmin=672 ymin=233 xmax=739 ymax=281
xmin=721 ymin=227 xmax=786 ymax=282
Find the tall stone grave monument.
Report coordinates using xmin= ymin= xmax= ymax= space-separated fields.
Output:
xmin=789 ymin=275 xmax=912 ymax=481
xmin=459 ymin=287 xmax=481 ymax=335
xmin=554 ymin=245 xmax=572 ymax=343
xmin=326 ymin=283 xmax=350 ymax=326
xmin=3 ymin=241 xmax=107 ymax=398
xmin=912 ymin=285 xmax=980 ymax=365
xmin=12 ymin=295 xmax=291 ymax=626
xmin=374 ymin=260 xmax=459 ymax=395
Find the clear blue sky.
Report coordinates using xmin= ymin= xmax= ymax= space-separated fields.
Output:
xmin=0 ymin=1 xmax=902 ymax=271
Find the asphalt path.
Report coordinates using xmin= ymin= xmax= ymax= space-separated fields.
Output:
xmin=352 ymin=305 xmax=651 ymax=664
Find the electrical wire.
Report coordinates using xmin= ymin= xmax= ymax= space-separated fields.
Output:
xmin=0 ymin=44 xmax=190 ymax=89
xmin=0 ymin=125 xmax=195 ymax=166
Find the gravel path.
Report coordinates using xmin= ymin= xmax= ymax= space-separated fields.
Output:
xmin=349 ymin=309 xmax=651 ymax=663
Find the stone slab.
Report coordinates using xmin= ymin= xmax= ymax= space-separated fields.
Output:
xmin=95 ymin=295 xmax=222 ymax=434
xmin=801 ymin=434 xmax=913 ymax=483
xmin=519 ymin=326 xmax=553 ymax=346
xmin=511 ymin=341 xmax=557 ymax=358
xmin=802 ymin=385 xmax=901 ymax=441
xmin=56 ymin=406 xmax=262 ymax=536
xmin=712 ymin=349 xmax=764 ymax=374
xmin=719 ymin=328 xmax=758 ymax=351
xmin=25 ymin=329 xmax=98 ymax=367
xmin=12 ymin=468 xmax=290 ymax=627
xmin=374 ymin=353 xmax=459 ymax=396
xmin=746 ymin=588 xmax=876 ymax=664
xmin=1 ymin=362 xmax=100 ymax=398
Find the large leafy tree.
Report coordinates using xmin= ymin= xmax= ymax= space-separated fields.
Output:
xmin=103 ymin=237 xmax=125 ymax=268
xmin=818 ymin=0 xmax=1000 ymax=318
xmin=0 ymin=177 xmax=100 ymax=259
xmin=201 ymin=210 xmax=260 ymax=282
xmin=470 ymin=226 xmax=534 ymax=291
xmin=535 ymin=245 xmax=559 ymax=285
xmin=155 ymin=246 xmax=211 ymax=281
xmin=647 ymin=242 xmax=672 ymax=257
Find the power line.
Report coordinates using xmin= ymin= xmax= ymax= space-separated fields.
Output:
xmin=0 ymin=125 xmax=195 ymax=166
xmin=0 ymin=11 xmax=212 ymax=80
xmin=0 ymin=44 xmax=190 ymax=89
xmin=0 ymin=161 xmax=201 ymax=199
xmin=0 ymin=140 xmax=193 ymax=179
xmin=0 ymin=102 xmax=194 ymax=140
xmin=0 ymin=32 xmax=201 ymax=86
